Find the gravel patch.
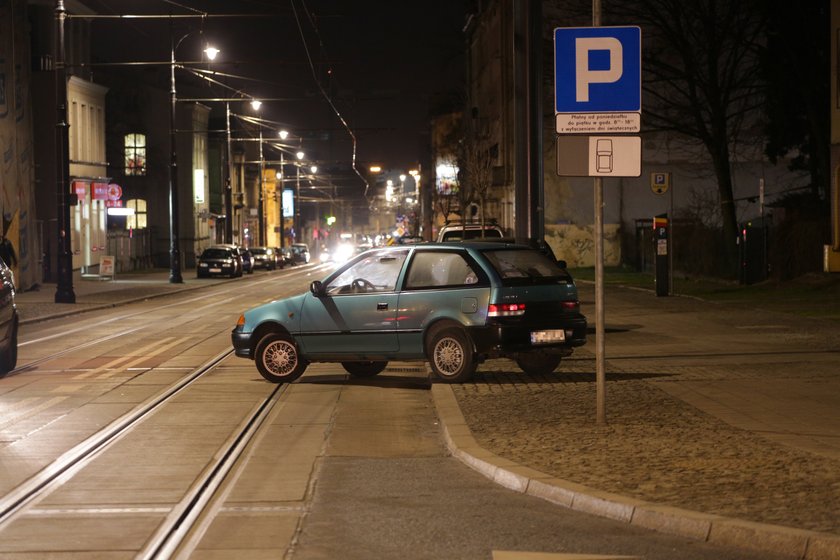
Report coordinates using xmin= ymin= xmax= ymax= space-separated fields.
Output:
xmin=452 ymin=360 xmax=840 ymax=534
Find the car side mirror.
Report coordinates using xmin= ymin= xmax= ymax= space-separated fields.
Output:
xmin=310 ymin=280 xmax=325 ymax=297
xmin=556 ymin=259 xmax=567 ymax=269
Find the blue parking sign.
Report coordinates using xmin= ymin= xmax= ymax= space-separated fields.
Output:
xmin=555 ymin=26 xmax=641 ymax=114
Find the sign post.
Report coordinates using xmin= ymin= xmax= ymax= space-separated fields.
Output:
xmin=554 ymin=21 xmax=642 ymax=425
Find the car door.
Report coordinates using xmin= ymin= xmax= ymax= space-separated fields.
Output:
xmin=297 ymin=249 xmax=408 ymax=356
xmin=396 ymin=249 xmax=491 ymax=354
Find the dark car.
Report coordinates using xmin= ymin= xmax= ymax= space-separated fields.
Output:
xmin=250 ymin=246 xmax=278 ymax=270
xmin=290 ymin=243 xmax=310 ymax=265
xmin=0 ymin=259 xmax=18 ymax=375
xmin=276 ymin=247 xmax=292 ymax=269
xmin=232 ymin=241 xmax=587 ymax=384
xmin=197 ymin=246 xmax=242 ymax=278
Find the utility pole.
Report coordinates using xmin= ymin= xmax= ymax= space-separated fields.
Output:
xmin=54 ymin=0 xmax=75 ymax=303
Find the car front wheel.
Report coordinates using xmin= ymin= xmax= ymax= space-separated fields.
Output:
xmin=426 ymin=326 xmax=475 ymax=383
xmin=342 ymin=361 xmax=387 ymax=377
xmin=515 ymin=352 xmax=561 ymax=376
xmin=254 ymin=332 xmax=308 ymax=383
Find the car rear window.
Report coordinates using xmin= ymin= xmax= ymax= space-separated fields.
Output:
xmin=441 ymin=228 xmax=503 ymax=241
xmin=482 ymin=249 xmax=571 ymax=284
xmin=201 ymin=249 xmax=230 ymax=259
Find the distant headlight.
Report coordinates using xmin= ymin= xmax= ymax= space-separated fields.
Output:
xmin=199 ymin=262 xmax=208 ymax=267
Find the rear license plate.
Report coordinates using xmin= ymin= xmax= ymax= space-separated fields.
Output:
xmin=210 ymin=268 xmax=222 ymax=273
xmin=531 ymin=329 xmax=565 ymax=344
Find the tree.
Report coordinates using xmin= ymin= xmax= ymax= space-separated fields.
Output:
xmin=462 ymin=139 xmax=493 ymax=235
xmin=607 ymin=0 xmax=767 ymax=270
xmin=760 ymin=0 xmax=829 ymax=199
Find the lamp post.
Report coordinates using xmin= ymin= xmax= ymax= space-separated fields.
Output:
xmin=258 ymin=127 xmax=264 ymax=246
xmin=294 ymin=151 xmax=304 ymax=241
xmin=224 ymin=101 xmax=233 ymax=244
xmin=169 ymin=28 xmax=217 ymax=283
xmin=54 ymin=0 xmax=74 ymax=303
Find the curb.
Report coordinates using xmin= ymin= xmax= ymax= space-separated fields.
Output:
xmin=431 ymin=384 xmax=840 ymax=560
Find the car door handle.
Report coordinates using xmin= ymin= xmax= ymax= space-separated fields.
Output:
xmin=377 ymin=302 xmax=388 ymax=310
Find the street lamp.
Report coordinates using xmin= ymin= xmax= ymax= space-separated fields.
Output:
xmin=169 ymin=28 xmax=218 ymax=283
xmin=295 ymin=151 xmax=304 ymax=241
xmin=54 ymin=0 xmax=74 ymax=303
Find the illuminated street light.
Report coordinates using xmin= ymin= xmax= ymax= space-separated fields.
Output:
xmin=250 ymin=99 xmax=262 ymax=110
xmin=369 ymin=165 xmax=382 ymax=173
xmin=279 ymin=129 xmax=289 ymax=140
xmin=170 ymin=32 xmax=218 ymax=283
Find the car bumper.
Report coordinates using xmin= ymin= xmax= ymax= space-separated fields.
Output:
xmin=469 ymin=314 xmax=587 ymax=354
xmin=231 ymin=329 xmax=252 ymax=358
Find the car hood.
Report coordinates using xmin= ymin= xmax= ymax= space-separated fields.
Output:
xmin=243 ymin=292 xmax=308 ymax=332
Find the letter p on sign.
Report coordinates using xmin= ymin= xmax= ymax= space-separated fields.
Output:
xmin=555 ymin=26 xmax=641 ymax=114
xmin=575 ymin=37 xmax=622 ymax=102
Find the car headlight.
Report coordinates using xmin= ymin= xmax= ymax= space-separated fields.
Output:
xmin=199 ymin=262 xmax=208 ymax=267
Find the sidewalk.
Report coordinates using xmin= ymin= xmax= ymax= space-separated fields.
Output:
xmin=13 ymin=269 xmax=840 ymax=559
xmin=14 ymin=269 xmax=228 ymax=325
xmin=439 ymin=281 xmax=840 ymax=559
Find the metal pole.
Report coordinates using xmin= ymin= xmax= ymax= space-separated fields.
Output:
xmin=295 ymin=165 xmax=300 ymax=242
xmin=224 ymin=102 xmax=233 ymax=244
xmin=279 ymin=151 xmax=285 ymax=248
xmin=593 ymin=0 xmax=606 ymax=425
xmin=258 ymin=128 xmax=264 ymax=246
xmin=54 ymin=0 xmax=75 ymax=303
xmin=168 ymin=20 xmax=183 ymax=283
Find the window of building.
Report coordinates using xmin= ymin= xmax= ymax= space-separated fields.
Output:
xmin=126 ymin=198 xmax=147 ymax=229
xmin=124 ymin=133 xmax=146 ymax=176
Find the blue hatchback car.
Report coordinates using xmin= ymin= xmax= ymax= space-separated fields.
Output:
xmin=231 ymin=242 xmax=587 ymax=383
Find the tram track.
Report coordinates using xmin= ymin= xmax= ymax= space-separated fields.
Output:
xmin=0 ymin=346 xmax=289 ymax=558
xmin=0 ymin=267 xmax=322 ymax=556
xmin=12 ymin=264 xmax=330 ymax=375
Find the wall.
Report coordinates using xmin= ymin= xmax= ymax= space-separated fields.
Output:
xmin=0 ymin=0 xmax=38 ymax=290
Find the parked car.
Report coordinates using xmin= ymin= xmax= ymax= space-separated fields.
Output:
xmin=437 ymin=220 xmax=504 ymax=242
xmin=290 ymin=243 xmax=310 ymax=264
xmin=232 ymin=241 xmax=587 ymax=384
xmin=250 ymin=246 xmax=279 ymax=270
xmin=276 ymin=247 xmax=293 ymax=269
xmin=197 ymin=246 xmax=242 ymax=278
xmin=0 ymin=259 xmax=18 ymax=375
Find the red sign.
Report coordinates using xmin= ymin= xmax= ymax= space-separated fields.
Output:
xmin=92 ymin=182 xmax=110 ymax=200
xmin=108 ymin=184 xmax=123 ymax=200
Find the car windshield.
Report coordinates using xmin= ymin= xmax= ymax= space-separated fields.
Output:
xmin=201 ymin=249 xmax=230 ymax=259
xmin=325 ymin=249 xmax=409 ymax=295
xmin=482 ymin=249 xmax=571 ymax=284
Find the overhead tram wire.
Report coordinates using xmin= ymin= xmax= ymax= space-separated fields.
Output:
xmin=290 ymin=0 xmax=367 ymax=195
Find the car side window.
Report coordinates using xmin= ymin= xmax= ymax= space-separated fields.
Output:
xmin=405 ymin=252 xmax=482 ymax=289
xmin=325 ymin=249 xmax=408 ymax=295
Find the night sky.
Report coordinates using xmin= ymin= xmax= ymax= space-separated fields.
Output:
xmin=81 ymin=0 xmax=469 ymax=201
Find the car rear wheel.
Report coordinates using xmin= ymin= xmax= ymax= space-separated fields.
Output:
xmin=515 ymin=352 xmax=561 ymax=376
xmin=341 ymin=361 xmax=387 ymax=377
xmin=426 ymin=326 xmax=475 ymax=383
xmin=254 ymin=332 xmax=308 ymax=383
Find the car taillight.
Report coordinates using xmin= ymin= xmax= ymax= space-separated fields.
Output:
xmin=488 ymin=303 xmax=526 ymax=317
xmin=561 ymin=301 xmax=580 ymax=312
